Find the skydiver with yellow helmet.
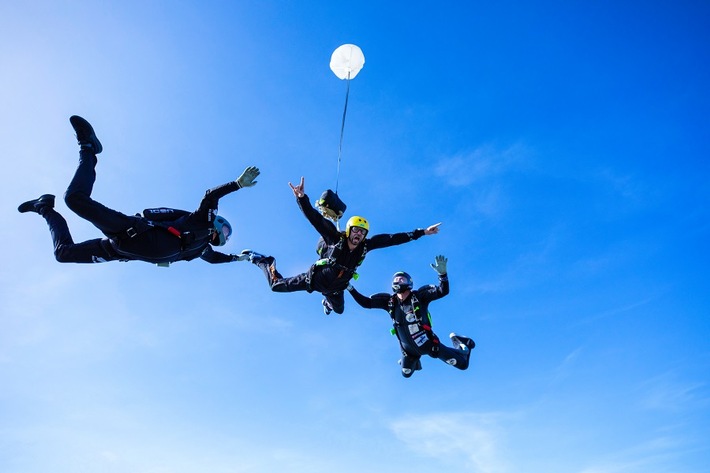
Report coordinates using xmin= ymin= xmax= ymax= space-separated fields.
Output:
xmin=240 ymin=176 xmax=441 ymax=314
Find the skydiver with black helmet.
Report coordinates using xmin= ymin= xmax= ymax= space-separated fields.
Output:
xmin=347 ymin=255 xmax=476 ymax=378
xmin=240 ymin=176 xmax=441 ymax=314
xmin=18 ymin=115 xmax=259 ymax=266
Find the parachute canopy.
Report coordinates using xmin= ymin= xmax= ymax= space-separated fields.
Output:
xmin=330 ymin=44 xmax=365 ymax=80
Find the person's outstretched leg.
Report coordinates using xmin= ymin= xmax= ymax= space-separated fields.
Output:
xmin=63 ymin=116 xmax=133 ymax=236
xmin=239 ymin=250 xmax=309 ymax=293
xmin=323 ymin=291 xmax=345 ymax=315
xmin=70 ymin=115 xmax=102 ymax=154
xmin=18 ymin=193 xmax=115 ymax=263
xmin=399 ymin=354 xmax=422 ymax=378
xmin=435 ymin=333 xmax=476 ymax=370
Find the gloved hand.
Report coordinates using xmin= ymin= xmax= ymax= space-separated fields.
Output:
xmin=232 ymin=253 xmax=250 ymax=262
xmin=430 ymin=255 xmax=448 ymax=275
xmin=236 ymin=166 xmax=260 ymax=188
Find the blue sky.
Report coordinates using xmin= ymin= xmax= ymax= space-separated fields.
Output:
xmin=1 ymin=1 xmax=708 ymax=472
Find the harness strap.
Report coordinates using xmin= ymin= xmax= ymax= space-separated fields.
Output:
xmin=388 ymin=293 xmax=439 ymax=352
xmin=118 ymin=218 xmax=209 ymax=252
xmin=116 ymin=218 xmax=154 ymax=240
xmin=331 ymin=241 xmax=365 ymax=278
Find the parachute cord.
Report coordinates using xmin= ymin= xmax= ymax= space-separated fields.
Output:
xmin=335 ymin=71 xmax=351 ymax=195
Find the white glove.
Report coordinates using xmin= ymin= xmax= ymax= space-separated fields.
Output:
xmin=236 ymin=166 xmax=260 ymax=188
xmin=430 ymin=255 xmax=448 ymax=275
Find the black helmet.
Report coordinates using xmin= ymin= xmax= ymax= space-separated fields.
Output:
xmin=392 ymin=271 xmax=413 ymax=293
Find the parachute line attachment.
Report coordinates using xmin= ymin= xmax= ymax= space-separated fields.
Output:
xmin=329 ymin=44 xmax=365 ymax=196
xmin=335 ymin=70 xmax=351 ymax=195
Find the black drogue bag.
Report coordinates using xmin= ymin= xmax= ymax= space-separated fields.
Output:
xmin=316 ymin=189 xmax=347 ymax=221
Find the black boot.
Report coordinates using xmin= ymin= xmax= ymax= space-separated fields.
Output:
xmin=69 ymin=115 xmax=103 ymax=154
xmin=18 ymin=194 xmax=55 ymax=213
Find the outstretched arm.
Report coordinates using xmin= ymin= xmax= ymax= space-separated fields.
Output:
xmin=199 ymin=246 xmax=245 ymax=264
xmin=346 ymin=285 xmax=390 ymax=310
xmin=196 ymin=166 xmax=261 ymax=214
xmin=289 ymin=176 xmax=341 ymax=241
xmin=366 ymin=223 xmax=442 ymax=250
xmin=419 ymin=255 xmax=450 ymax=300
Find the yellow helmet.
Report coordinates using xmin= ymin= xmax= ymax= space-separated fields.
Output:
xmin=346 ymin=216 xmax=369 ymax=237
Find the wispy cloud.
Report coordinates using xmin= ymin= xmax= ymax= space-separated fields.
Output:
xmin=576 ymin=435 xmax=690 ymax=473
xmin=576 ymin=296 xmax=658 ymax=326
xmin=550 ymin=346 xmax=584 ymax=383
xmin=638 ymin=371 xmax=709 ymax=412
xmin=390 ymin=412 xmax=510 ymax=473
xmin=434 ymin=143 xmax=530 ymax=187
xmin=595 ymin=168 xmax=645 ymax=203
xmin=462 ymin=228 xmax=562 ymax=295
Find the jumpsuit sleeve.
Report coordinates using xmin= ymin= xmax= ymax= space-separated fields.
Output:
xmin=199 ymin=246 xmax=237 ymax=264
xmin=297 ymin=194 xmax=341 ymax=241
xmin=417 ymin=274 xmax=450 ymax=303
xmin=348 ymin=287 xmax=390 ymax=310
xmin=194 ymin=180 xmax=242 ymax=217
xmin=366 ymin=228 xmax=426 ymax=250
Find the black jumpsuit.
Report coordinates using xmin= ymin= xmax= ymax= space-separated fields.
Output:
xmin=39 ymin=148 xmax=240 ymax=265
xmin=254 ymin=193 xmax=426 ymax=314
xmin=348 ymin=274 xmax=472 ymax=377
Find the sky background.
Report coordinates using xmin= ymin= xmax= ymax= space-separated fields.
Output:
xmin=1 ymin=1 xmax=709 ymax=472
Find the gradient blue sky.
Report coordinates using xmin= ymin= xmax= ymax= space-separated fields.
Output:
xmin=1 ymin=1 xmax=708 ymax=472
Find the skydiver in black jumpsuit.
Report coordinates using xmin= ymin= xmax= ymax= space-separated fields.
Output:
xmin=18 ymin=115 xmax=259 ymax=266
xmin=347 ymin=255 xmax=476 ymax=378
xmin=240 ymin=176 xmax=441 ymax=314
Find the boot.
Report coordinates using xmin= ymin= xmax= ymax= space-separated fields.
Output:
xmin=69 ymin=115 xmax=103 ymax=154
xmin=322 ymin=298 xmax=333 ymax=315
xmin=450 ymin=333 xmax=476 ymax=351
xmin=239 ymin=249 xmax=266 ymax=264
xmin=18 ymin=194 xmax=55 ymax=213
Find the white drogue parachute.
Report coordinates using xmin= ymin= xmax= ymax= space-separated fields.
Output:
xmin=329 ymin=44 xmax=365 ymax=80
xmin=317 ymin=44 xmax=366 ymax=226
